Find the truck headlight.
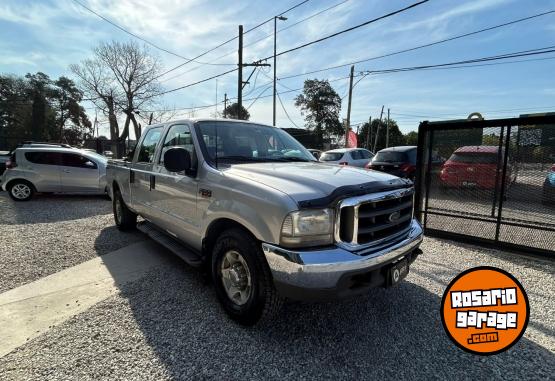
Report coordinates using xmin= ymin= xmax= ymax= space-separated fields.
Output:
xmin=280 ymin=209 xmax=334 ymax=247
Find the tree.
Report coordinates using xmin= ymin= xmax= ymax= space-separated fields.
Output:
xmin=405 ymin=131 xmax=418 ymax=145
xmin=0 ymin=73 xmax=91 ymax=149
xmin=359 ymin=118 xmax=404 ymax=152
xmin=70 ymin=40 xmax=162 ymax=157
xmin=294 ymin=79 xmax=342 ymax=148
xmin=223 ymin=102 xmax=250 ymax=120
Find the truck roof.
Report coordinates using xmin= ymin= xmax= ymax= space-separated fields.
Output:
xmin=144 ymin=118 xmax=277 ymax=130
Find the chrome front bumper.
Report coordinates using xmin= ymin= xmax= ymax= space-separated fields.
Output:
xmin=262 ymin=219 xmax=423 ymax=300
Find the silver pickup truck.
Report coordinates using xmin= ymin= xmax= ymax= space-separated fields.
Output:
xmin=107 ymin=118 xmax=423 ymax=325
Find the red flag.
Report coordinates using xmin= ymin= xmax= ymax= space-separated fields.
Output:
xmin=347 ymin=130 xmax=358 ymax=148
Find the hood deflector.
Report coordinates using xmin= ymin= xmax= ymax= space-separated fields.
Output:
xmin=297 ymin=178 xmax=413 ymax=208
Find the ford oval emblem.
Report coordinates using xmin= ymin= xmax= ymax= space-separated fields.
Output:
xmin=389 ymin=211 xmax=401 ymax=222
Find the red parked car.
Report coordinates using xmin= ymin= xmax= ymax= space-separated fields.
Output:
xmin=439 ymin=146 xmax=516 ymax=190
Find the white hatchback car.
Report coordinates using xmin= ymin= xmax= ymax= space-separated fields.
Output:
xmin=1 ymin=143 xmax=108 ymax=201
xmin=319 ymin=148 xmax=374 ymax=167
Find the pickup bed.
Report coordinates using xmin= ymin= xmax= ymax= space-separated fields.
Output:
xmin=107 ymin=118 xmax=423 ymax=325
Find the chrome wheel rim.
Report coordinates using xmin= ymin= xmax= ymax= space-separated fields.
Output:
xmin=115 ymin=197 xmax=123 ymax=224
xmin=11 ymin=184 xmax=31 ymax=199
xmin=220 ymin=250 xmax=252 ymax=306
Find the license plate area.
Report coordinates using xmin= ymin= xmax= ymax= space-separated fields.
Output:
xmin=387 ymin=257 xmax=409 ymax=287
xmin=462 ymin=181 xmax=477 ymax=187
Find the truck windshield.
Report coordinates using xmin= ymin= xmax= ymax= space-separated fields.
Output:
xmin=196 ymin=121 xmax=315 ymax=164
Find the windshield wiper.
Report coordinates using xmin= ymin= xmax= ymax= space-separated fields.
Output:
xmin=276 ymin=157 xmax=313 ymax=162
xmin=217 ymin=156 xmax=313 ymax=163
xmin=217 ymin=156 xmax=266 ymax=162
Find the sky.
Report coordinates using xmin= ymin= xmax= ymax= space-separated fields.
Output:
xmin=1 ymin=0 xmax=555 ymax=139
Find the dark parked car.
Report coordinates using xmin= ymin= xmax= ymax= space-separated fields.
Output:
xmin=542 ymin=164 xmax=555 ymax=204
xmin=0 ymin=151 xmax=10 ymax=178
xmin=366 ymin=146 xmax=417 ymax=180
xmin=307 ymin=149 xmax=322 ymax=160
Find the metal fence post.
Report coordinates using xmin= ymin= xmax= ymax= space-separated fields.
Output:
xmin=495 ymin=125 xmax=512 ymax=242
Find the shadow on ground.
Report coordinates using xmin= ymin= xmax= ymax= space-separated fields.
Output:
xmin=110 ymin=259 xmax=555 ymax=379
xmin=0 ymin=193 xmax=111 ymax=224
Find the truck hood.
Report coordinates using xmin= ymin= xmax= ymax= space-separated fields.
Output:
xmin=223 ymin=162 xmax=411 ymax=207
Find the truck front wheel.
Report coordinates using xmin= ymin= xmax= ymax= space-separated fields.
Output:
xmin=212 ymin=228 xmax=283 ymax=326
xmin=113 ymin=188 xmax=137 ymax=231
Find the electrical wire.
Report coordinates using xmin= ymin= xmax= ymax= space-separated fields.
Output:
xmin=154 ymin=0 xmax=311 ymax=79
xmin=279 ymin=9 xmax=555 ymax=80
xmin=277 ymin=91 xmax=302 ymax=128
xmin=160 ymin=0 xmax=349 ymax=83
xmin=258 ymin=0 xmax=429 ymax=62
xmin=71 ymin=0 xmax=234 ymax=66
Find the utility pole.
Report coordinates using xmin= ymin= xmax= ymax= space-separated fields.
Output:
xmin=345 ymin=65 xmax=355 ymax=148
xmin=237 ymin=24 xmax=269 ymax=120
xmin=373 ymin=105 xmax=384 ymax=153
xmin=148 ymin=113 xmax=153 ymax=125
xmin=215 ymin=79 xmax=218 ymax=117
xmin=237 ymin=25 xmax=243 ymax=115
xmin=223 ymin=93 xmax=228 ymax=118
xmin=385 ymin=108 xmax=390 ymax=148
xmin=273 ymin=16 xmax=287 ymax=126
xmin=366 ymin=116 xmax=371 ymax=149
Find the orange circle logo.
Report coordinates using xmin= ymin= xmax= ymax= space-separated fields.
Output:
xmin=441 ymin=267 xmax=529 ymax=355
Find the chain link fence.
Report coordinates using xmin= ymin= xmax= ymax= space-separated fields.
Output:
xmin=415 ymin=114 xmax=555 ymax=256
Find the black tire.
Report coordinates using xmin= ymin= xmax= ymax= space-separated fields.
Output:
xmin=7 ymin=180 xmax=35 ymax=201
xmin=113 ymin=188 xmax=137 ymax=231
xmin=211 ymin=228 xmax=283 ymax=326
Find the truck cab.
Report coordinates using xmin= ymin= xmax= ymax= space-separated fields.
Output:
xmin=107 ymin=119 xmax=423 ymax=325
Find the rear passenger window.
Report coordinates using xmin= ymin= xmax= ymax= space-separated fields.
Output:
xmin=350 ymin=150 xmax=362 ymax=160
xmin=160 ymin=124 xmax=194 ymax=164
xmin=24 ymin=151 xmax=61 ymax=165
xmin=61 ymin=154 xmax=97 ymax=169
xmin=360 ymin=150 xmax=372 ymax=159
xmin=137 ymin=128 xmax=163 ymax=163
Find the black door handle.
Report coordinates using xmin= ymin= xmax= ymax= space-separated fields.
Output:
xmin=150 ymin=174 xmax=155 ymax=190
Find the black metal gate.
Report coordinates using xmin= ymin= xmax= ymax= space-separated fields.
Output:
xmin=415 ymin=114 xmax=555 ymax=256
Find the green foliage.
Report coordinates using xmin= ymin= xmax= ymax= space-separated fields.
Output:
xmin=294 ymin=79 xmax=342 ymax=148
xmin=223 ymin=102 xmax=250 ymax=120
xmin=405 ymin=131 xmax=418 ymax=145
xmin=0 ymin=72 xmax=92 ymax=149
xmin=358 ymin=118 xmax=406 ymax=151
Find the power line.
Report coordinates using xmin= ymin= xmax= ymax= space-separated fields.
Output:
xmin=247 ymin=84 xmax=273 ymax=110
xmin=277 ymin=91 xmax=302 ymax=128
xmin=258 ymin=0 xmax=429 ymax=62
xmin=156 ymin=68 xmax=238 ymax=97
xmin=279 ymin=9 xmax=555 ymax=80
xmin=154 ymin=0 xmax=311 ymax=80
xmin=359 ymin=45 xmax=555 ymax=75
xmin=160 ymin=0 xmax=349 ymax=84
xmin=71 ymin=0 xmax=234 ymax=66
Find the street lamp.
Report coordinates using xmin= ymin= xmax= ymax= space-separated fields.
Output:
xmin=273 ymin=15 xmax=287 ymax=126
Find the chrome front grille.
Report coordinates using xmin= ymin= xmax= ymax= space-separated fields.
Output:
xmin=335 ymin=188 xmax=414 ymax=251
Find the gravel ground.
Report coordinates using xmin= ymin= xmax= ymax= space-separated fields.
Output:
xmin=1 ymin=237 xmax=553 ymax=380
xmin=0 ymin=192 xmax=144 ymax=293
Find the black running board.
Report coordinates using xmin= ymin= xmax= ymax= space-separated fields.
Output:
xmin=137 ymin=221 xmax=203 ymax=267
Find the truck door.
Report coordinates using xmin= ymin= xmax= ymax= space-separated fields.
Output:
xmin=130 ymin=126 xmax=164 ymax=218
xmin=150 ymin=123 xmax=199 ymax=243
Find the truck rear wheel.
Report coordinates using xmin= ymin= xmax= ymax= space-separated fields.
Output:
xmin=113 ymin=188 xmax=137 ymax=231
xmin=211 ymin=228 xmax=283 ymax=326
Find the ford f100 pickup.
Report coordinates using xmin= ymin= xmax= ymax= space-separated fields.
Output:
xmin=106 ymin=118 xmax=423 ymax=325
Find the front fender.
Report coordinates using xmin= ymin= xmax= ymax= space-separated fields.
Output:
xmin=201 ymin=200 xmax=287 ymax=245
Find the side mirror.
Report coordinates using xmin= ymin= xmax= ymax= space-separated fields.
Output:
xmin=164 ymin=147 xmax=195 ymax=176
